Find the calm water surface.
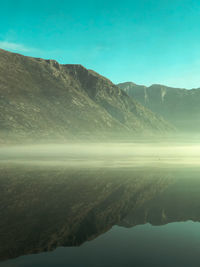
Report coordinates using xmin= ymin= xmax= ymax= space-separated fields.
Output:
xmin=2 ymin=222 xmax=200 ymax=267
xmin=1 ymin=143 xmax=200 ymax=267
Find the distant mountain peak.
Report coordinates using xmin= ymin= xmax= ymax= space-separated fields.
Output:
xmin=118 ymin=81 xmax=200 ymax=132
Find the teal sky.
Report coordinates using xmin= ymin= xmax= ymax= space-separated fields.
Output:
xmin=1 ymin=0 xmax=200 ymax=88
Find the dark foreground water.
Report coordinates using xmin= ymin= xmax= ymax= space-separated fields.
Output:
xmin=2 ymin=222 xmax=200 ymax=267
xmin=1 ymin=159 xmax=200 ymax=266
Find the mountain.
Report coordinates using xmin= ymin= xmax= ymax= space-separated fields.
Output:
xmin=117 ymin=82 xmax=200 ymax=132
xmin=0 ymin=49 xmax=172 ymax=143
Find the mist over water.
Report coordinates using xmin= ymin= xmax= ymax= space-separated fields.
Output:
xmin=1 ymin=140 xmax=200 ymax=168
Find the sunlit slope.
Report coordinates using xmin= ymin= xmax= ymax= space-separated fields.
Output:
xmin=118 ymin=82 xmax=200 ymax=132
xmin=0 ymin=49 xmax=173 ymax=142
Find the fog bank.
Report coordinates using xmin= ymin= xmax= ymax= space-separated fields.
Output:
xmin=1 ymin=142 xmax=200 ymax=168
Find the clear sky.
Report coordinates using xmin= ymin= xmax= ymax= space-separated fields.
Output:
xmin=0 ymin=0 xmax=200 ymax=88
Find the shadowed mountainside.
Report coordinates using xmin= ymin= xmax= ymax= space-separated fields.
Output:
xmin=0 ymin=49 xmax=173 ymax=143
xmin=118 ymin=82 xmax=200 ymax=132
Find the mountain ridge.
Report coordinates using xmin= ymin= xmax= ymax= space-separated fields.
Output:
xmin=0 ymin=49 xmax=173 ymax=143
xmin=118 ymin=81 xmax=200 ymax=90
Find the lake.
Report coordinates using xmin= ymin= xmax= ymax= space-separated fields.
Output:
xmin=0 ymin=143 xmax=200 ymax=267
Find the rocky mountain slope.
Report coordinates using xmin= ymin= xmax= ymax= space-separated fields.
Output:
xmin=118 ymin=82 xmax=200 ymax=132
xmin=0 ymin=49 xmax=172 ymax=143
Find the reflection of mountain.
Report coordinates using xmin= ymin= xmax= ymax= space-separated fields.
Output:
xmin=1 ymin=167 xmax=200 ymax=262
xmin=117 ymin=82 xmax=200 ymax=131
xmin=0 ymin=166 xmax=171 ymax=261
xmin=119 ymin=170 xmax=200 ymax=227
xmin=0 ymin=49 xmax=172 ymax=144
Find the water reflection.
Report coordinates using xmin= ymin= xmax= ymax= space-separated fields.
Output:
xmin=1 ymin=163 xmax=200 ymax=266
